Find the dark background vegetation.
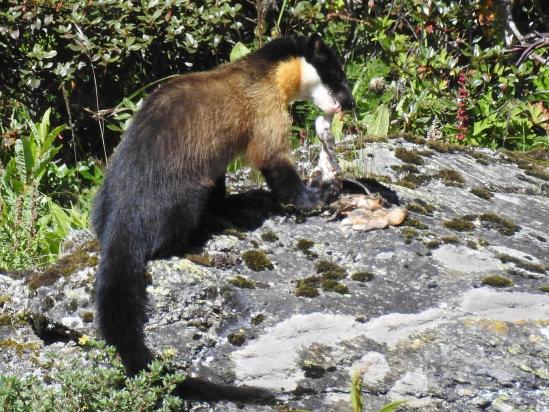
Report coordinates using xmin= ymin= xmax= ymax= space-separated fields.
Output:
xmin=0 ymin=0 xmax=547 ymax=269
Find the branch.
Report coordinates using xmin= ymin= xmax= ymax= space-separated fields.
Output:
xmin=500 ymin=0 xmax=547 ymax=65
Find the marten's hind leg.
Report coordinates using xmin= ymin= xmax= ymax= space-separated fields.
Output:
xmin=151 ymin=187 xmax=210 ymax=258
xmin=207 ymin=174 xmax=227 ymax=213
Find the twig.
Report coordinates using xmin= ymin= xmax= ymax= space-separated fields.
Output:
xmin=507 ymin=36 xmax=549 ymax=66
xmin=61 ymin=83 xmax=78 ymax=165
xmin=501 ymin=0 xmax=547 ymax=65
xmin=74 ymin=24 xmax=108 ymax=164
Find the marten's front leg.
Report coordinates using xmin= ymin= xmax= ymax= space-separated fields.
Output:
xmin=261 ymin=157 xmax=320 ymax=211
xmin=246 ymin=115 xmax=320 ymax=211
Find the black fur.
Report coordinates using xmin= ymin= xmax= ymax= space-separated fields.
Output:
xmin=304 ymin=35 xmax=355 ymax=110
xmin=92 ymin=34 xmax=353 ymax=401
xmin=261 ymin=159 xmax=320 ymax=210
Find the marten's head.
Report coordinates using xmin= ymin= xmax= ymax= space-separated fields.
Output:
xmin=252 ymin=34 xmax=355 ymax=115
xmin=301 ymin=34 xmax=355 ymax=114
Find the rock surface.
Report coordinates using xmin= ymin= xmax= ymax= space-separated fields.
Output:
xmin=1 ymin=137 xmax=548 ymax=411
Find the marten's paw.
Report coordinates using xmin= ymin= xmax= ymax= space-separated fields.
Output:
xmin=293 ymin=186 xmax=322 ymax=211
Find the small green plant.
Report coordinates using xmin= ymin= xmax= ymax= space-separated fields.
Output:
xmin=0 ymin=108 xmax=95 ymax=269
xmin=350 ymin=367 xmax=407 ymax=412
xmin=261 ymin=231 xmax=279 ymax=242
xmin=479 ymin=213 xmax=520 ymax=236
xmin=350 ymin=369 xmax=364 ymax=412
xmin=0 ymin=340 xmax=184 ymax=411
xmin=470 ymin=186 xmax=493 ymax=200
xmin=366 ymin=104 xmax=390 ymax=137
xmin=394 ymin=148 xmax=424 ymax=165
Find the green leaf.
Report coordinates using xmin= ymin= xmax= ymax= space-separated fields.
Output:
xmin=350 ymin=370 xmax=364 ymax=412
xmin=34 ymin=145 xmax=61 ymax=182
xmin=331 ymin=112 xmax=344 ymax=142
xmin=150 ymin=9 xmax=162 ymax=22
xmin=472 ymin=120 xmax=493 ymax=136
xmin=41 ymin=124 xmax=65 ymax=158
xmin=230 ymin=42 xmax=250 ymax=62
xmin=14 ymin=137 xmax=34 ymax=185
xmin=50 ymin=202 xmax=71 ymax=237
xmin=367 ymin=104 xmax=390 ymax=137
xmin=379 ymin=400 xmax=407 ymax=412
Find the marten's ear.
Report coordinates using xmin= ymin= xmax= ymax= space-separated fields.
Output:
xmin=306 ymin=34 xmax=327 ymax=61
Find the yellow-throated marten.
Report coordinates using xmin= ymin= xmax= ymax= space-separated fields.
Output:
xmin=92 ymin=34 xmax=354 ymax=400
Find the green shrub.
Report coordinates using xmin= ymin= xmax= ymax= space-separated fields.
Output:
xmin=0 ymin=340 xmax=184 ymax=412
xmin=2 ymin=1 xmax=546 ymax=153
xmin=0 ymin=108 xmax=96 ymax=269
xmin=0 ymin=0 xmax=248 ymax=156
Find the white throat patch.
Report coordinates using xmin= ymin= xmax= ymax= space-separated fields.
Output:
xmin=296 ymin=58 xmax=340 ymax=114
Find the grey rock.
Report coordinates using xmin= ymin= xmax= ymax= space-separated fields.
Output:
xmin=1 ymin=138 xmax=549 ymax=411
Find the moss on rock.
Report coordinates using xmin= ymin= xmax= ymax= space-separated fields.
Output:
xmin=27 ymin=240 xmax=99 ymax=290
xmin=424 ymin=240 xmax=442 ymax=250
xmin=296 ymin=239 xmax=315 ymax=251
xmin=396 ymin=173 xmax=431 ymax=189
xmin=427 ymin=140 xmax=464 ymax=153
xmin=470 ymin=186 xmax=493 ymax=200
xmin=315 ymin=260 xmax=346 ymax=279
xmin=251 ymin=314 xmax=265 ymax=325
xmin=227 ymin=330 xmax=247 ymax=346
xmin=242 ymin=250 xmax=274 ymax=271
xmin=482 ymin=275 xmax=513 ymax=288
xmin=443 ymin=217 xmax=475 ymax=232
xmin=0 ymin=338 xmax=39 ymax=356
xmin=394 ymin=147 xmax=424 ymax=165
xmin=441 ymin=235 xmax=460 ymax=244
xmin=321 ymin=279 xmax=349 ymax=294
xmin=435 ymin=168 xmax=465 ymax=187
xmin=229 ymin=275 xmax=257 ymax=289
xmin=223 ymin=228 xmax=247 ymax=240
xmin=391 ymin=164 xmax=420 ymax=174
xmin=407 ymin=200 xmax=435 ymax=216
xmin=479 ymin=213 xmax=520 ymax=236
xmin=351 ymin=272 xmax=374 ymax=282
xmin=81 ymin=311 xmax=94 ymax=323
xmin=402 ymin=227 xmax=418 ymax=244
xmin=261 ymin=231 xmax=279 ymax=242
xmin=295 ymin=276 xmax=321 ymax=298
xmin=186 ymin=253 xmax=213 ymax=267
xmin=498 ymin=254 xmax=546 ymax=273
xmin=403 ymin=217 xmax=428 ymax=230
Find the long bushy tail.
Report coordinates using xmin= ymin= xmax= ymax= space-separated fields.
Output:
xmin=95 ymin=229 xmax=153 ymax=375
xmin=95 ymin=225 xmax=275 ymax=403
xmin=173 ymin=377 xmax=275 ymax=403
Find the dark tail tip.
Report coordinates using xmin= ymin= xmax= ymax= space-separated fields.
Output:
xmin=172 ymin=376 xmax=276 ymax=404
